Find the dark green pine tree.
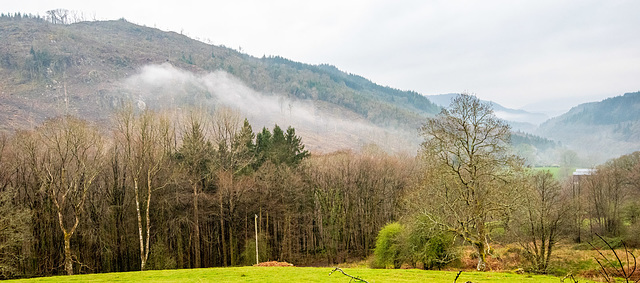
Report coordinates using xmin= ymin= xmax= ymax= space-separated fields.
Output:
xmin=284 ymin=126 xmax=310 ymax=166
xmin=269 ymin=125 xmax=288 ymax=165
xmin=254 ymin=124 xmax=310 ymax=168
xmin=177 ymin=118 xmax=214 ymax=186
xmin=231 ymin=119 xmax=256 ymax=175
xmin=254 ymin=127 xmax=272 ymax=169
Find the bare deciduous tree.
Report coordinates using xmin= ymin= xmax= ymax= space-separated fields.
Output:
xmin=512 ymin=170 xmax=569 ymax=273
xmin=38 ymin=117 xmax=103 ymax=275
xmin=417 ymin=93 xmax=521 ymax=271
xmin=115 ymin=108 xmax=173 ymax=271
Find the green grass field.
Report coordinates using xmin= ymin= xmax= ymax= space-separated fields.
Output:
xmin=532 ymin=166 xmax=575 ymax=179
xmin=5 ymin=267 xmax=580 ymax=283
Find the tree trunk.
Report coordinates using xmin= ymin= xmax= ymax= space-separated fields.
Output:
xmin=145 ymin=173 xmax=152 ymax=270
xmin=229 ymin=223 xmax=235 ymax=266
xmin=193 ymin=183 xmax=200 ymax=268
xmin=64 ymin=234 xmax=73 ymax=275
xmin=134 ymin=179 xmax=146 ymax=271
xmin=220 ymin=198 xmax=227 ymax=267
xmin=475 ymin=241 xmax=487 ymax=271
xmin=229 ymin=196 xmax=237 ymax=266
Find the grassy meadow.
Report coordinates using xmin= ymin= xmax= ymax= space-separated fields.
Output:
xmin=4 ymin=267 xmax=576 ymax=283
xmin=532 ymin=166 xmax=575 ymax=179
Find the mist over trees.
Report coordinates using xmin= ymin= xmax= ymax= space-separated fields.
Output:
xmin=3 ymin=14 xmax=640 ymax=279
xmin=0 ymin=92 xmax=638 ymax=278
xmin=0 ymin=105 xmax=417 ymax=278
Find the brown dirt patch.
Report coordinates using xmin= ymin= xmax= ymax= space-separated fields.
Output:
xmin=254 ymin=261 xmax=294 ymax=267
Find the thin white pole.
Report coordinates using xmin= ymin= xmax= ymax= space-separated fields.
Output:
xmin=254 ymin=214 xmax=259 ymax=265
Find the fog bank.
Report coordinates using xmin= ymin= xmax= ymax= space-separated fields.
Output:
xmin=122 ymin=63 xmax=420 ymax=154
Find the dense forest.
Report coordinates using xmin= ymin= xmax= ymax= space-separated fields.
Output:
xmin=0 ymin=106 xmax=417 ymax=278
xmin=1 ymin=95 xmax=639 ymax=279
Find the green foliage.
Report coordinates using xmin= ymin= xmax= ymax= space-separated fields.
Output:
xmin=254 ymin=125 xmax=309 ymax=168
xmin=175 ymin=117 xmax=214 ymax=179
xmin=180 ymin=53 xmax=194 ymax=65
xmin=622 ymin=221 xmax=640 ymax=248
xmin=22 ymin=47 xmax=73 ymax=81
xmin=373 ymin=222 xmax=404 ymax=269
xmin=404 ymin=216 xmax=457 ymax=270
xmin=232 ymin=119 xmax=257 ymax=176
xmin=565 ymin=92 xmax=640 ymax=125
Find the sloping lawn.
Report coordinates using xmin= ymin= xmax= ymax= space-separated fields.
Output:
xmin=5 ymin=267 xmax=576 ymax=283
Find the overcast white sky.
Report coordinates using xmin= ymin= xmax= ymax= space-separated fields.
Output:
xmin=4 ymin=0 xmax=640 ymax=111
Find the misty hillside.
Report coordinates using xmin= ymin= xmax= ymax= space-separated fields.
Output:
xmin=0 ymin=16 xmax=441 ymax=153
xmin=536 ymin=92 xmax=640 ymax=164
xmin=3 ymin=15 xmax=634 ymax=161
xmin=427 ymin=93 xmax=548 ymax=131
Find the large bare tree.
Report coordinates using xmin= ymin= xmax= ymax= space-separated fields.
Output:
xmin=418 ymin=94 xmax=521 ymax=271
xmin=38 ymin=117 xmax=104 ymax=275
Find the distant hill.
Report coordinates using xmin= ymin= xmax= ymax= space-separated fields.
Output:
xmin=2 ymin=15 xmax=636 ymax=162
xmin=0 ymin=15 xmax=441 ymax=153
xmin=427 ymin=93 xmax=548 ymax=131
xmin=536 ymin=92 xmax=640 ymax=164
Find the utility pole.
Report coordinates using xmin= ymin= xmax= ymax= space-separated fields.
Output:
xmin=254 ymin=214 xmax=259 ymax=265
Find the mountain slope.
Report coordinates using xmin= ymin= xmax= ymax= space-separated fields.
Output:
xmin=0 ymin=16 xmax=440 ymax=152
xmin=0 ymin=17 xmax=440 ymax=124
xmin=536 ymin=92 xmax=640 ymax=163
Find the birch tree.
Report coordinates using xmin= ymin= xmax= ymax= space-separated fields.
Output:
xmin=115 ymin=108 xmax=173 ymax=271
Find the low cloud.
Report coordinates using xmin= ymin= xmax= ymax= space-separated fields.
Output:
xmin=122 ymin=63 xmax=419 ymax=154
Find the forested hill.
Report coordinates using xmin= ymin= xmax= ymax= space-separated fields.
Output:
xmin=0 ymin=15 xmax=440 ymax=141
xmin=536 ymin=92 xmax=640 ymax=163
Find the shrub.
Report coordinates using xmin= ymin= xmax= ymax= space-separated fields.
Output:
xmin=623 ymin=222 xmax=640 ymax=248
xmin=404 ymin=216 xmax=457 ymax=270
xmin=373 ymin=222 xmax=404 ymax=268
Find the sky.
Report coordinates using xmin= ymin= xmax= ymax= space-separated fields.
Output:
xmin=4 ymin=0 xmax=640 ymax=112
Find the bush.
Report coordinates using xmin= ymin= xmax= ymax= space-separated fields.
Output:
xmin=372 ymin=218 xmax=458 ymax=270
xmin=623 ymin=222 xmax=640 ymax=248
xmin=404 ymin=216 xmax=457 ymax=270
xmin=372 ymin=222 xmax=404 ymax=268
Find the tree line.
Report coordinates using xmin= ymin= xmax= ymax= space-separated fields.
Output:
xmin=0 ymin=106 xmax=416 ymax=278
xmin=1 ymin=94 xmax=639 ymax=279
xmin=373 ymin=94 xmax=640 ymax=274
xmin=0 ymin=9 xmax=89 ymax=25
